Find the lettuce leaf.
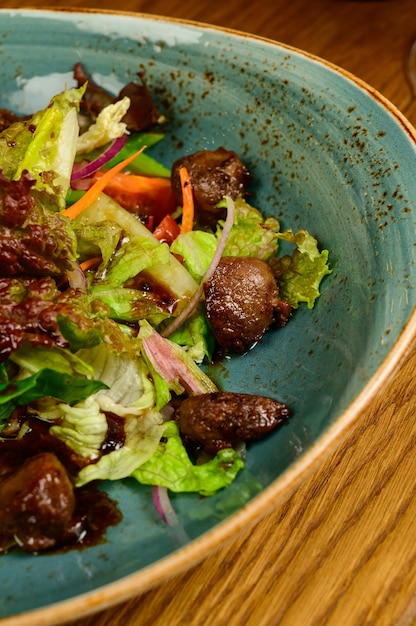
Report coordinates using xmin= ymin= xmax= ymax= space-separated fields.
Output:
xmin=76 ymin=97 xmax=130 ymax=154
xmin=57 ymin=315 xmax=102 ymax=352
xmin=86 ymin=287 xmax=168 ymax=326
xmin=271 ymin=229 xmax=332 ymax=308
xmin=48 ymin=396 xmax=108 ymax=460
xmin=132 ymin=420 xmax=244 ymax=496
xmin=76 ymin=342 xmax=154 ymax=410
xmin=0 ymin=367 xmax=107 ymax=426
xmin=86 ymin=231 xmax=178 ymax=325
xmin=73 ymin=219 xmax=122 ymax=268
xmin=0 ymin=175 xmax=78 ymax=277
xmin=0 ymin=87 xmax=85 ymax=209
xmin=34 ymin=342 xmax=163 ymax=473
xmin=92 ymin=236 xmax=172 ymax=289
xmin=218 ymin=196 xmax=280 ymax=260
xmin=165 ymin=307 xmax=215 ymax=364
xmin=73 ymin=194 xmax=199 ymax=316
xmin=0 ymin=342 xmax=108 ymax=427
xmin=10 ymin=343 xmax=95 ymax=378
xmin=75 ymin=408 xmax=165 ymax=486
xmin=170 ymin=231 xmax=217 ymax=282
xmin=171 ymin=198 xmax=280 ymax=277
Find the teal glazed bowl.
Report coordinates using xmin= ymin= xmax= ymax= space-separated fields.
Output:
xmin=0 ymin=8 xmax=415 ymax=625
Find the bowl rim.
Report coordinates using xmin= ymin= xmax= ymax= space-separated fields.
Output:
xmin=1 ymin=6 xmax=416 ymax=626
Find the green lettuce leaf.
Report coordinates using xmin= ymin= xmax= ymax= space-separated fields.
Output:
xmin=74 ymin=219 xmax=122 ymax=268
xmin=271 ymin=229 xmax=332 ymax=308
xmin=87 ymin=231 xmax=180 ymax=326
xmin=170 ymin=231 xmax=217 ymax=282
xmin=0 ymin=368 xmax=107 ymax=426
xmin=92 ymin=236 xmax=172 ymax=289
xmin=165 ymin=307 xmax=215 ymax=363
xmin=76 ymin=342 xmax=155 ymax=410
xmin=0 ymin=175 xmax=78 ymax=277
xmin=86 ymin=287 xmax=168 ymax=326
xmin=0 ymin=86 xmax=85 ymax=209
xmin=57 ymin=315 xmax=102 ymax=352
xmin=132 ymin=420 xmax=244 ymax=496
xmin=186 ymin=470 xmax=264 ymax=522
xmin=48 ymin=396 xmax=108 ymax=460
xmin=218 ymin=196 xmax=281 ymax=260
xmin=73 ymin=194 xmax=199 ymax=317
xmin=75 ymin=408 xmax=165 ymax=486
xmin=10 ymin=343 xmax=96 ymax=378
xmin=33 ymin=342 xmax=160 ymax=469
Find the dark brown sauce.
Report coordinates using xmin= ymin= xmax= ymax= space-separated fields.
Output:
xmin=126 ymin=270 xmax=178 ymax=315
xmin=0 ymin=413 xmax=86 ymax=477
xmin=0 ymin=413 xmax=123 ymax=555
xmin=100 ymin=412 xmax=126 ymax=454
xmin=54 ymin=484 xmax=122 ymax=554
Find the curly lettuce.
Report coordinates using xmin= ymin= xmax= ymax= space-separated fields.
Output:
xmin=271 ymin=229 xmax=332 ymax=308
xmin=76 ymin=96 xmax=130 ymax=154
xmin=0 ymin=86 xmax=85 ymax=209
xmin=218 ymin=196 xmax=281 ymax=260
xmin=34 ymin=342 xmax=165 ymax=481
xmin=132 ymin=420 xmax=244 ymax=496
xmin=0 ymin=363 xmax=107 ymax=428
xmin=75 ymin=408 xmax=165 ymax=486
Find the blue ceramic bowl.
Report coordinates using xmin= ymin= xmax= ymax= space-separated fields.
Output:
xmin=0 ymin=8 xmax=415 ymax=625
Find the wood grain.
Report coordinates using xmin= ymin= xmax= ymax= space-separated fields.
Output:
xmin=3 ymin=1 xmax=416 ymax=624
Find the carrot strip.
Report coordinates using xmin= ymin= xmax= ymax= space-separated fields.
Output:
xmin=92 ymin=170 xmax=172 ymax=192
xmin=79 ymin=256 xmax=102 ymax=272
xmin=63 ymin=147 xmax=146 ymax=220
xmin=179 ymin=166 xmax=194 ymax=234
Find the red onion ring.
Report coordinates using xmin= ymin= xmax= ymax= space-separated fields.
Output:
xmin=152 ymin=484 xmax=190 ymax=546
xmin=70 ymin=134 xmax=128 ymax=182
xmin=152 ymin=485 xmax=179 ymax=527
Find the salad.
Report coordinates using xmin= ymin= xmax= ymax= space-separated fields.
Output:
xmin=0 ymin=65 xmax=331 ymax=554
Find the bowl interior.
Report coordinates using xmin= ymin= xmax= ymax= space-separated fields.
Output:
xmin=0 ymin=8 xmax=415 ymax=621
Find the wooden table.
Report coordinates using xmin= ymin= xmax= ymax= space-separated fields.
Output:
xmin=4 ymin=0 xmax=416 ymax=624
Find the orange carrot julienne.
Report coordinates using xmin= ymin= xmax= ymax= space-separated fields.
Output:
xmin=63 ymin=147 xmax=146 ymax=220
xmin=179 ymin=166 xmax=194 ymax=234
xmin=92 ymin=171 xmax=173 ymax=194
xmin=79 ymin=256 xmax=102 ymax=272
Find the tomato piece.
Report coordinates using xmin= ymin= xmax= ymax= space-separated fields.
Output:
xmin=153 ymin=213 xmax=181 ymax=245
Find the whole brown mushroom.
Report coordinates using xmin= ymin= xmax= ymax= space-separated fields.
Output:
xmin=203 ymin=256 xmax=291 ymax=353
xmin=171 ymin=147 xmax=251 ymax=226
